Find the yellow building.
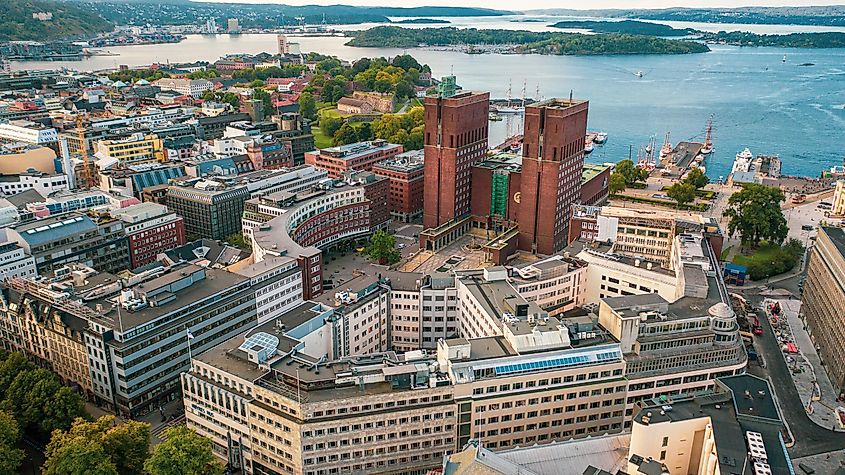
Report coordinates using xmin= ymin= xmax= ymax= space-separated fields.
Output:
xmin=832 ymin=180 xmax=845 ymax=217
xmin=95 ymin=132 xmax=166 ymax=166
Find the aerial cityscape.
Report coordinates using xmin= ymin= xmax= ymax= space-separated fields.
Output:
xmin=1 ymin=1 xmax=845 ymax=474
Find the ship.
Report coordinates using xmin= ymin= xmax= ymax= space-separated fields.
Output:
xmin=732 ymin=148 xmax=754 ymax=174
xmin=592 ymin=132 xmax=608 ymax=144
xmin=700 ymin=116 xmax=714 ymax=155
xmin=659 ymin=132 xmax=672 ymax=160
xmin=496 ymin=79 xmax=525 ymax=115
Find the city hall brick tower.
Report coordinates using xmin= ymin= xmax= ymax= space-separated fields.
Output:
xmin=519 ymin=98 xmax=589 ymax=255
xmin=423 ymin=76 xmax=490 ymax=230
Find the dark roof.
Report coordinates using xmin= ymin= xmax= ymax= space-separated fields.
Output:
xmin=823 ymin=226 xmax=845 ymax=259
xmin=4 ymin=189 xmax=44 ymax=208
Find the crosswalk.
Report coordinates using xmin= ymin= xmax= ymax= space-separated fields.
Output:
xmin=151 ymin=413 xmax=186 ymax=440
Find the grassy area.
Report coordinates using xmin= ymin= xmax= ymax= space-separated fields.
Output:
xmin=732 ymin=241 xmax=804 ymax=281
xmin=319 ymin=108 xmax=342 ymax=119
xmin=312 ymin=127 xmax=334 ymax=149
xmin=659 ymin=186 xmax=716 ymax=200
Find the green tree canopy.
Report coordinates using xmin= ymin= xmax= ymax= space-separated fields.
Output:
xmin=333 ymin=123 xmax=360 ymax=146
xmin=0 ymin=411 xmax=24 ymax=475
xmin=321 ymin=115 xmax=344 ymax=138
xmin=615 ymin=159 xmax=649 ymax=185
xmin=683 ymin=168 xmax=709 ymax=189
xmin=144 ymin=425 xmax=224 ymax=475
xmin=298 ymin=91 xmax=317 ymax=120
xmin=723 ymin=183 xmax=788 ymax=247
xmin=252 ymin=88 xmax=273 ymax=113
xmin=366 ymin=230 xmax=401 ymax=265
xmin=609 ymin=172 xmax=627 ymax=195
xmin=666 ymin=182 xmax=696 ymax=207
xmin=45 ymin=416 xmax=150 ymax=475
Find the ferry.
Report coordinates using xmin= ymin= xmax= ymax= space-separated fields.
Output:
xmin=592 ymin=132 xmax=608 ymax=144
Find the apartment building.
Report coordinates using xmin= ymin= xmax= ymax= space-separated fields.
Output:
xmin=96 ymin=132 xmax=166 ymax=166
xmin=371 ymin=149 xmax=425 ymax=222
xmin=183 ymin=302 xmax=457 ymax=475
xmin=0 ymin=262 xmax=265 ymax=416
xmin=0 ymin=170 xmax=69 ymax=196
xmin=802 ymin=226 xmax=845 ymax=393
xmin=6 ymin=212 xmax=129 ymax=275
xmin=111 ymin=202 xmax=186 ymax=269
xmin=509 ymin=255 xmax=588 ymax=316
xmin=0 ymin=120 xmax=58 ymax=145
xmin=0 ymin=242 xmax=36 ymax=279
xmin=166 ymin=180 xmax=251 ymax=240
xmin=305 ymin=140 xmax=403 ymax=178
xmin=154 ymin=78 xmax=214 ymax=98
xmin=320 ymin=276 xmax=391 ymax=357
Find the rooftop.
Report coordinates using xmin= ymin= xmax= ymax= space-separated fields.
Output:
xmin=582 ymin=164 xmax=611 ymax=183
xmin=319 ymin=140 xmax=401 ymax=161
xmin=823 ymin=226 xmax=845 ymax=259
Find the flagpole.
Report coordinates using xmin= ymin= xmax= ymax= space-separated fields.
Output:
xmin=186 ymin=328 xmax=193 ymax=362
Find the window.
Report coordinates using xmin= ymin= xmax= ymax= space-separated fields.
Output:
xmin=662 ymin=437 xmax=669 ymax=447
xmin=660 ymin=450 xmax=666 ymax=461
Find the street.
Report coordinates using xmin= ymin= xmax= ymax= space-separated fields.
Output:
xmin=739 ymin=279 xmax=845 ymax=458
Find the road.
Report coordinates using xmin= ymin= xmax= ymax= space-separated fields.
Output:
xmin=739 ymin=280 xmax=845 ymax=458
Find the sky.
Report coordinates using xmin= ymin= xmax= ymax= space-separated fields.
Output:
xmin=204 ymin=0 xmax=845 ymax=9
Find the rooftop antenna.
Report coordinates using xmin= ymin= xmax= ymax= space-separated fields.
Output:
xmin=569 ymin=89 xmax=574 ymax=103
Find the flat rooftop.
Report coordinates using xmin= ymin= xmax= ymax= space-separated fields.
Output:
xmin=823 ymin=226 xmax=845 ymax=259
xmin=582 ymin=164 xmax=610 ymax=183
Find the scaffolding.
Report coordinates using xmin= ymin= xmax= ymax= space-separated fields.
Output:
xmin=490 ymin=171 xmax=509 ymax=218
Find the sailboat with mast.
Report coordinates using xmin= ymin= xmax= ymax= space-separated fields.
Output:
xmin=496 ymin=79 xmax=525 ymax=115
xmin=700 ymin=116 xmax=714 ymax=155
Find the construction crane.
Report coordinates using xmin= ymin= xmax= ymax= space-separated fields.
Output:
xmin=75 ymin=112 xmax=93 ymax=189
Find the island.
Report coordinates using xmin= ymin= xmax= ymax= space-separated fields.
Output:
xmin=549 ymin=20 xmax=695 ymax=37
xmin=528 ymin=6 xmax=845 ymax=27
xmin=701 ymin=31 xmax=845 ymax=48
xmin=345 ymin=26 xmax=710 ymax=55
xmin=394 ymin=18 xmax=450 ymax=24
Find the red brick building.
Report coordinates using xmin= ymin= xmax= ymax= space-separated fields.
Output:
xmin=580 ymin=164 xmax=611 ymax=206
xmin=519 ymin=99 xmax=589 ymax=255
xmin=112 ymin=202 xmax=186 ymax=269
xmin=304 ymin=139 xmax=402 ymax=178
xmin=422 ymin=82 xmax=490 ymax=230
xmin=371 ymin=150 xmax=425 ymax=223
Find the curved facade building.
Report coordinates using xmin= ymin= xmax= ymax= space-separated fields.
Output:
xmin=251 ymin=172 xmax=389 ymax=299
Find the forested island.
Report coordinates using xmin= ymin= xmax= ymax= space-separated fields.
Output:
xmin=529 ymin=6 xmax=845 ymax=27
xmin=550 ymin=20 xmax=694 ymax=37
xmin=394 ymin=18 xmax=450 ymax=24
xmin=345 ymin=27 xmax=710 ymax=55
xmin=702 ymin=31 xmax=845 ymax=48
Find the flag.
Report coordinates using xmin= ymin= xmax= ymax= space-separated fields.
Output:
xmin=186 ymin=329 xmax=194 ymax=340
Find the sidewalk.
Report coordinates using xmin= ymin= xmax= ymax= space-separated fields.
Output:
xmin=762 ymin=297 xmax=845 ymax=432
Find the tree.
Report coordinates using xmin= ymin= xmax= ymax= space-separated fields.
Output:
xmin=321 ymin=115 xmax=343 ymax=138
xmin=298 ymin=91 xmax=316 ymax=120
xmin=225 ymin=233 xmax=250 ymax=250
xmin=395 ymin=80 xmax=414 ymax=100
xmin=666 ymin=182 xmax=696 ymax=208
xmin=609 ymin=172 xmax=627 ymax=195
xmin=44 ymin=436 xmax=118 ymax=475
xmin=0 ymin=352 xmax=33 ymax=400
xmin=145 ymin=425 xmax=224 ymax=475
xmin=723 ymin=183 xmax=788 ymax=247
xmin=252 ymin=88 xmax=273 ymax=114
xmin=45 ymin=416 xmax=150 ymax=475
xmin=4 ymin=368 xmax=86 ymax=438
xmin=0 ymin=411 xmax=23 ymax=475
xmin=356 ymin=122 xmax=374 ymax=142
xmin=683 ymin=168 xmax=709 ymax=189
xmin=615 ymin=159 xmax=649 ymax=185
xmin=366 ymin=230 xmax=401 ymax=265
xmin=333 ymin=123 xmax=359 ymax=146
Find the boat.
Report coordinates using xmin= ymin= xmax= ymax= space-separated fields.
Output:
xmin=659 ymin=132 xmax=672 ymax=160
xmin=584 ymin=140 xmax=594 ymax=154
xmin=592 ymin=132 xmax=608 ymax=144
xmin=732 ymin=148 xmax=754 ymax=174
xmin=497 ymin=80 xmax=525 ymax=115
xmin=700 ymin=116 xmax=714 ymax=155
xmin=488 ymin=113 xmax=503 ymax=121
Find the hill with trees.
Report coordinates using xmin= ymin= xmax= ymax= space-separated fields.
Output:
xmin=346 ymin=26 xmax=710 ymax=55
xmin=0 ymin=0 xmax=112 ymax=41
xmin=550 ymin=20 xmax=694 ymax=37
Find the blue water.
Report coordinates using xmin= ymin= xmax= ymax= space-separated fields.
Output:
xmin=13 ymin=32 xmax=845 ymax=179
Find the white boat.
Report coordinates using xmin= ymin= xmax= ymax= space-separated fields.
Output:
xmin=495 ymin=105 xmax=524 ymax=115
xmin=732 ymin=148 xmax=754 ymax=174
xmin=592 ymin=132 xmax=608 ymax=144
xmin=584 ymin=141 xmax=594 ymax=154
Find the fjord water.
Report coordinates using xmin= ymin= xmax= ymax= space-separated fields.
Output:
xmin=13 ymin=20 xmax=845 ymax=179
